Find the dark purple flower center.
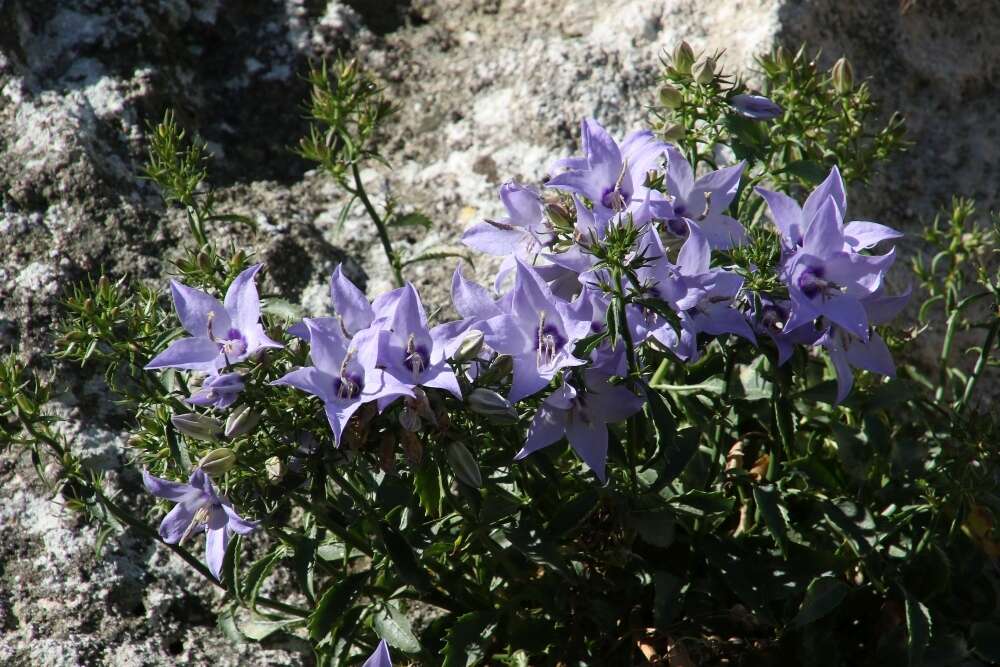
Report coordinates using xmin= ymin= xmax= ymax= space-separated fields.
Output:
xmin=798 ymin=265 xmax=835 ymax=300
xmin=666 ymin=216 xmax=689 ymax=236
xmin=536 ymin=316 xmax=567 ymax=368
xmin=333 ymin=371 xmax=364 ymax=400
xmin=217 ymin=328 xmax=247 ymax=358
xmin=403 ymin=334 xmax=430 ymax=379
xmin=761 ymin=304 xmax=787 ymax=333
xmin=601 ymin=186 xmax=631 ymax=212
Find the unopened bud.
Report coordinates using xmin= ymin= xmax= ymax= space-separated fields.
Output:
xmin=451 ymin=330 xmax=485 ymax=363
xmin=224 ymin=405 xmax=260 ymax=438
xmin=83 ymin=298 xmax=94 ymax=314
xmin=467 ymin=388 xmax=518 ymax=424
xmin=446 ymin=442 xmax=482 ymax=489
xmin=399 ymin=406 xmax=421 ymax=432
xmin=661 ymin=123 xmax=685 ymax=142
xmin=199 ymin=447 xmax=237 ymax=476
xmin=774 ymin=46 xmax=791 ymax=68
xmin=672 ymin=41 xmax=695 ymax=75
xmin=479 ymin=354 xmax=513 ymax=384
xmin=693 ymin=57 xmax=716 ymax=85
xmin=171 ymin=412 xmax=222 ymax=441
xmin=265 ymin=456 xmax=285 ymax=484
xmin=831 ymin=57 xmax=854 ymax=94
xmin=545 ymin=202 xmax=574 ymax=229
xmin=196 ymin=251 xmax=212 ymax=271
xmin=15 ymin=394 xmax=36 ymax=416
xmin=658 ymin=84 xmax=683 ymax=109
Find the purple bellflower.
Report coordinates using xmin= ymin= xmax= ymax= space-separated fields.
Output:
xmin=515 ymin=371 xmax=645 ymax=482
xmin=363 ymin=640 xmax=393 ymax=667
xmin=145 ymin=264 xmax=281 ymax=374
xmin=820 ymin=286 xmax=911 ymax=402
xmin=781 ymin=197 xmax=895 ymax=341
xmin=731 ymin=94 xmax=783 ymax=120
xmin=288 ymin=264 xmax=380 ymax=341
xmin=547 ymin=118 xmax=673 ymax=223
xmin=374 ymin=283 xmax=463 ymax=402
xmin=482 ymin=258 xmax=590 ymax=403
xmin=186 ymin=372 xmax=245 ymax=410
xmin=661 ymin=147 xmax=747 ymax=249
xmin=272 ymin=319 xmax=413 ymax=445
xmin=142 ymin=467 xmax=258 ymax=580
xmin=462 ymin=182 xmax=553 ymax=289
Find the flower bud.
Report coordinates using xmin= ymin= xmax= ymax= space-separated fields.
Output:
xmin=467 ymin=388 xmax=518 ymax=424
xmin=15 ymin=394 xmax=36 ymax=416
xmin=478 ymin=354 xmax=513 ymax=384
xmin=774 ymin=46 xmax=791 ymax=68
xmin=196 ymin=251 xmax=212 ymax=271
xmin=545 ymin=202 xmax=574 ymax=230
xmin=265 ymin=456 xmax=285 ymax=484
xmin=198 ymin=447 xmax=237 ymax=476
xmin=399 ymin=406 xmax=421 ymax=432
xmin=224 ymin=405 xmax=261 ymax=438
xmin=446 ymin=441 xmax=482 ymax=489
xmin=693 ymin=57 xmax=716 ymax=85
xmin=661 ymin=123 xmax=685 ymax=142
xmin=672 ymin=41 xmax=695 ymax=75
xmin=171 ymin=412 xmax=222 ymax=441
xmin=451 ymin=330 xmax=485 ymax=363
xmin=658 ymin=84 xmax=683 ymax=109
xmin=831 ymin=57 xmax=854 ymax=94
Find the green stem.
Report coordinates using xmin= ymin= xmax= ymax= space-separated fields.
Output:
xmin=935 ymin=299 xmax=961 ymax=402
xmin=957 ymin=317 xmax=1000 ymax=413
xmin=351 ymin=163 xmax=403 ymax=286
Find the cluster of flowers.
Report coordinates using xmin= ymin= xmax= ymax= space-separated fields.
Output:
xmin=140 ymin=116 xmax=905 ymax=582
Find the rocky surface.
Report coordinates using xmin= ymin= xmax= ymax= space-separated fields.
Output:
xmin=1 ymin=0 xmax=996 ymax=664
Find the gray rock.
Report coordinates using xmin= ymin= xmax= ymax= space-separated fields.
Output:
xmin=1 ymin=0 xmax=993 ymax=663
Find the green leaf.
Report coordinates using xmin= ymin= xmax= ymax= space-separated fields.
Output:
xmin=240 ymin=615 xmax=304 ymax=641
xmin=241 ymin=549 xmax=281 ymax=611
xmin=753 ymin=484 xmax=790 ymax=556
xmin=379 ymin=523 xmax=433 ymax=591
xmin=667 ymin=489 xmax=735 ymax=518
xmin=218 ymin=606 xmax=246 ymax=644
xmin=791 ymin=576 xmax=849 ymax=628
xmin=658 ymin=426 xmax=701 ymax=485
xmin=221 ymin=534 xmax=242 ymax=598
xmin=373 ymin=603 xmax=421 ymax=653
xmin=546 ymin=489 xmax=599 ymax=537
xmin=443 ymin=612 xmax=493 ymax=667
xmin=164 ymin=420 xmax=192 ymax=471
xmin=904 ymin=591 xmax=932 ymax=666
xmin=738 ymin=358 xmax=773 ymax=401
xmin=653 ymin=571 xmax=683 ymax=628
xmin=648 ymin=378 xmax=726 ymax=396
xmin=414 ymin=460 xmax=444 ymax=517
xmin=308 ymin=571 xmax=369 ymax=642
xmin=390 ymin=211 xmax=433 ymax=229
xmin=785 ymin=160 xmax=828 ymax=184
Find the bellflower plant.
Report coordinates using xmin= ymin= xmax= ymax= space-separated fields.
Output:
xmin=9 ymin=46 xmax=1000 ymax=667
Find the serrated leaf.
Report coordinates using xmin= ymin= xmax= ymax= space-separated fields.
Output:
xmin=390 ymin=211 xmax=433 ymax=229
xmin=668 ymin=489 xmax=735 ymax=518
xmin=218 ymin=607 xmax=246 ymax=644
xmin=791 ymin=576 xmax=849 ymax=628
xmin=308 ymin=571 xmax=368 ymax=642
xmin=241 ymin=549 xmax=281 ymax=611
xmin=753 ymin=484 xmax=789 ymax=556
xmin=649 ymin=378 xmax=726 ymax=396
xmin=373 ymin=603 xmax=421 ymax=653
xmin=738 ymin=358 xmax=772 ymax=401
xmin=443 ymin=611 xmax=493 ymax=667
xmin=379 ymin=523 xmax=433 ymax=591
xmin=240 ymin=615 xmax=304 ymax=641
xmin=785 ymin=159 xmax=828 ymax=184
xmin=221 ymin=534 xmax=242 ymax=597
xmin=904 ymin=591 xmax=932 ymax=666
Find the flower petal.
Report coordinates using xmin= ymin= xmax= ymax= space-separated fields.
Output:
xmin=223 ymin=264 xmax=264 ymax=334
xmin=142 ymin=470 xmax=196 ymax=502
xmin=144 ymin=337 xmax=221 ymax=371
xmin=159 ymin=502 xmax=197 ymax=544
xmin=205 ymin=525 xmax=229 ymax=580
xmin=514 ymin=404 xmax=567 ymax=460
xmin=171 ymin=280 xmax=229 ymax=338
xmin=330 ymin=264 xmax=374 ymax=336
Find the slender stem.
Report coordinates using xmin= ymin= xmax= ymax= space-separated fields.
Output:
xmin=351 ymin=163 xmax=403 ymax=286
xmin=935 ymin=298 xmax=961 ymax=402
xmin=957 ymin=317 xmax=1000 ymax=413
